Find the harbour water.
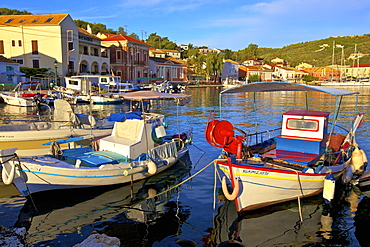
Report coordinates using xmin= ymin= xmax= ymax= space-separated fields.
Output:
xmin=1 ymin=85 xmax=370 ymax=246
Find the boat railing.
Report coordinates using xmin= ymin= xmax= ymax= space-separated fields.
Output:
xmin=0 ymin=117 xmax=80 ymax=127
xmin=246 ymin=127 xmax=282 ymax=146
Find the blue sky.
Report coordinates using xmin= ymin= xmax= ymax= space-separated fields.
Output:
xmin=4 ymin=0 xmax=370 ymax=50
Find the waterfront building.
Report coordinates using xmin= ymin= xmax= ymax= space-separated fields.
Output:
xmin=98 ymin=33 xmax=151 ymax=82
xmin=0 ymin=14 xmax=110 ymax=83
xmin=149 ymin=57 xmax=187 ymax=83
xmin=303 ymin=66 xmax=340 ymax=81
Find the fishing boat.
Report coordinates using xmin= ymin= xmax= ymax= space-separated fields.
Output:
xmin=13 ymin=153 xmax=192 ymax=246
xmin=56 ymin=75 xmax=143 ymax=104
xmin=0 ymin=81 xmax=57 ymax=107
xmin=0 ymin=91 xmax=192 ymax=196
xmin=205 ymin=82 xmax=367 ymax=213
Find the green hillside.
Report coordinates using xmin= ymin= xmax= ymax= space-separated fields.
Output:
xmin=257 ymin=35 xmax=370 ymax=67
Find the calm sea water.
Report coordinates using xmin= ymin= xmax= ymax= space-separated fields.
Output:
xmin=1 ymin=85 xmax=370 ymax=247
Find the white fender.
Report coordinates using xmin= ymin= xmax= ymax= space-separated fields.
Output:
xmin=2 ymin=163 xmax=15 ymax=185
xmin=352 ymin=147 xmax=364 ymax=172
xmin=323 ymin=173 xmax=335 ymax=203
xmin=222 ymin=176 xmax=240 ymax=201
xmin=147 ymin=161 xmax=157 ymax=175
xmin=0 ymin=148 xmax=18 ymax=185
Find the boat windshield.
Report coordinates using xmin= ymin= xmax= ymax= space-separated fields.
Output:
xmin=287 ymin=119 xmax=318 ymax=131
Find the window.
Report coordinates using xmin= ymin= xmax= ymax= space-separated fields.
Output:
xmin=116 ymin=50 xmax=121 ymax=60
xmin=11 ymin=40 xmax=15 ymax=47
xmin=31 ymin=40 xmax=38 ymax=55
xmin=18 ymin=40 xmax=22 ymax=47
xmin=93 ymin=48 xmax=98 ymax=56
xmin=68 ymin=42 xmax=74 ymax=51
xmin=5 ymin=18 xmax=14 ymax=23
xmin=45 ymin=18 xmax=53 ymax=23
xmin=68 ymin=61 xmax=74 ymax=71
xmin=6 ymin=66 xmax=14 ymax=71
xmin=32 ymin=59 xmax=40 ymax=68
xmin=67 ymin=30 xmax=74 ymax=51
xmin=0 ymin=40 xmax=4 ymax=54
xmin=68 ymin=80 xmax=79 ymax=86
xmin=287 ymin=119 xmax=319 ymax=131
xmin=83 ymin=46 xmax=88 ymax=55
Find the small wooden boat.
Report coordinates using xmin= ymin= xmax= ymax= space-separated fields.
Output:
xmin=0 ymin=91 xmax=192 ymax=196
xmin=206 ymin=82 xmax=367 ymax=213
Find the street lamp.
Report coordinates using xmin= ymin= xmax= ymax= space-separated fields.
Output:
xmin=54 ymin=60 xmax=58 ymax=87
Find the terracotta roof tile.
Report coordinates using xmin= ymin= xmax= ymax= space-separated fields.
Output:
xmin=0 ymin=14 xmax=69 ymax=25
xmin=78 ymin=27 xmax=101 ymax=39
xmin=100 ymin=33 xmax=150 ymax=46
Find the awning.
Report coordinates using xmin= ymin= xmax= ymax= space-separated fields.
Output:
xmin=118 ymin=90 xmax=191 ymax=101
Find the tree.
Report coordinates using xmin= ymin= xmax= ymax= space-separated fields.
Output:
xmin=20 ymin=67 xmax=49 ymax=77
xmin=224 ymin=49 xmax=233 ymax=59
xmin=0 ymin=8 xmax=32 ymax=15
xmin=187 ymin=48 xmax=206 ymax=79
xmin=145 ymin=33 xmax=177 ymax=49
xmin=128 ymin=32 xmax=140 ymax=40
xmin=303 ymin=75 xmax=317 ymax=82
xmin=249 ymin=74 xmax=259 ymax=82
xmin=117 ymin=27 xmax=127 ymax=35
xmin=205 ymin=52 xmax=224 ymax=83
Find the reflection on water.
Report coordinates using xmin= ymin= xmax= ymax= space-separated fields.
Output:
xmin=207 ymin=184 xmax=366 ymax=247
xmin=1 ymin=86 xmax=370 ymax=246
xmin=13 ymin=153 xmax=192 ymax=246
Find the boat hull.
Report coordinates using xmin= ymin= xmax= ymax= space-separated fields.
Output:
xmin=0 ymin=128 xmax=112 ymax=156
xmin=218 ymin=160 xmax=348 ymax=213
xmin=6 ymin=148 xmax=189 ymax=196
xmin=1 ymin=94 xmax=35 ymax=107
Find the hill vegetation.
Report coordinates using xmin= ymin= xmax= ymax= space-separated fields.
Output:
xmin=2 ymin=8 xmax=370 ymax=67
xmin=255 ymin=35 xmax=370 ymax=67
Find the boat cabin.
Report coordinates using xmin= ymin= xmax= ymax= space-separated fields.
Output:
xmin=64 ymin=75 xmax=122 ymax=93
xmin=276 ymin=110 xmax=330 ymax=155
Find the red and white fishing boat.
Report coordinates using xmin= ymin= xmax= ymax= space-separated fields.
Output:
xmin=0 ymin=81 xmax=55 ymax=107
xmin=206 ymin=82 xmax=367 ymax=213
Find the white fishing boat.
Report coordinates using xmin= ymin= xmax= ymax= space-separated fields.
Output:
xmin=56 ymin=75 xmax=142 ymax=104
xmin=0 ymin=81 xmax=56 ymax=107
xmin=0 ymin=91 xmax=192 ymax=196
xmin=206 ymin=82 xmax=367 ymax=213
xmin=0 ymin=99 xmax=116 ymax=156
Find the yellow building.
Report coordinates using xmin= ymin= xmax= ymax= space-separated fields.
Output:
xmin=0 ymin=14 xmax=110 ymax=81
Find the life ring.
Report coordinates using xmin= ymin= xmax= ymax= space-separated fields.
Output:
xmin=222 ymin=176 xmax=240 ymax=201
xmin=148 ymin=161 xmax=157 ymax=175
xmin=2 ymin=163 xmax=15 ymax=185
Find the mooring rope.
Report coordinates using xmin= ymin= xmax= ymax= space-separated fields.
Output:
xmin=0 ymin=153 xmax=38 ymax=212
xmin=151 ymin=159 xmax=215 ymax=198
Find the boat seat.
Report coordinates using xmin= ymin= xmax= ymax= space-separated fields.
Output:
xmin=71 ymin=151 xmax=128 ymax=167
xmin=86 ymin=150 xmax=129 ymax=163
xmin=261 ymin=149 xmax=321 ymax=165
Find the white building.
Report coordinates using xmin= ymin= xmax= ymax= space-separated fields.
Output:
xmin=0 ymin=55 xmax=25 ymax=85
